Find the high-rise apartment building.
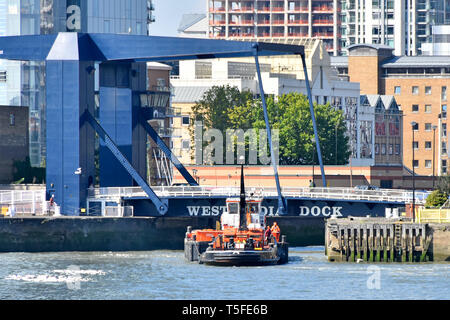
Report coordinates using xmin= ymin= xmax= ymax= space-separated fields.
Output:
xmin=208 ymin=0 xmax=450 ymax=56
xmin=0 ymin=0 xmax=155 ymax=167
xmin=208 ymin=0 xmax=341 ymax=55
xmin=340 ymin=0 xmax=449 ymax=56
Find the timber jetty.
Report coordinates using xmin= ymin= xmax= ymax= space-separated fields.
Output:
xmin=325 ymin=217 xmax=450 ymax=262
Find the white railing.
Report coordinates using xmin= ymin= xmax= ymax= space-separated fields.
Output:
xmin=0 ymin=190 xmax=48 ymax=216
xmin=87 ymin=186 xmax=429 ymax=205
xmin=104 ymin=206 xmax=134 ymax=217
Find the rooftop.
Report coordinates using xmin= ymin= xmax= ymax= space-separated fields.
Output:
xmin=382 ymin=55 xmax=450 ymax=68
xmin=172 ymin=86 xmax=210 ymax=103
xmin=178 ymin=14 xmax=206 ymax=32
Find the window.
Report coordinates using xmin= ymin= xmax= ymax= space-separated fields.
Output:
xmin=412 ymin=104 xmax=419 ymax=112
xmin=412 ymin=86 xmax=419 ymax=95
xmin=389 ymin=144 xmax=393 ymax=155
xmin=0 ymin=71 xmax=6 ymax=82
xmin=442 ymin=142 xmax=447 ymax=155
xmin=413 ymin=160 xmax=419 ymax=168
xmin=425 ymin=86 xmax=432 ymax=95
xmin=442 ymin=105 xmax=447 ymax=119
xmin=9 ymin=114 xmax=15 ymax=126
xmin=425 ymin=141 xmax=432 ymax=149
xmin=442 ymin=86 xmax=447 ymax=101
xmin=425 ymin=123 xmax=432 ymax=131
xmin=182 ymin=140 xmax=190 ymax=149
xmin=442 ymin=160 xmax=447 ymax=174
xmin=412 ymin=141 xmax=418 ymax=149
xmin=442 ymin=123 xmax=447 ymax=137
xmin=395 ymin=144 xmax=400 ymax=155
xmin=375 ymin=144 xmax=379 ymax=155
xmin=425 ymin=105 xmax=431 ymax=113
xmin=425 ymin=160 xmax=432 ymax=168
xmin=394 ymin=86 xmax=401 ymax=95
xmin=182 ymin=116 xmax=190 ymax=125
xmin=381 ymin=144 xmax=386 ymax=155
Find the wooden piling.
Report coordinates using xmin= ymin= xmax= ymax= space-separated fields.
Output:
xmin=325 ymin=217 xmax=443 ymax=263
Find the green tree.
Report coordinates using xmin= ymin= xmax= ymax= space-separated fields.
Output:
xmin=425 ymin=189 xmax=448 ymax=208
xmin=189 ymin=85 xmax=254 ymax=163
xmin=190 ymin=88 xmax=351 ymax=166
xmin=246 ymin=93 xmax=350 ymax=165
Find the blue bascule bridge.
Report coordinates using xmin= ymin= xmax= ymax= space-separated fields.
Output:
xmin=0 ymin=33 xmax=330 ymax=216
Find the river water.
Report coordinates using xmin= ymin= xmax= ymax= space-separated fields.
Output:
xmin=0 ymin=247 xmax=448 ymax=300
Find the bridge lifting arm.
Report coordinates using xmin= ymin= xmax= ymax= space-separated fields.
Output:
xmin=300 ymin=54 xmax=327 ymax=187
xmin=82 ymin=110 xmax=168 ymax=215
xmin=254 ymin=54 xmax=288 ymax=215
xmin=139 ymin=117 xmax=198 ymax=186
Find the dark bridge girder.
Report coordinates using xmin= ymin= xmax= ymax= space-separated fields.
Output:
xmin=0 ymin=32 xmax=325 ymax=216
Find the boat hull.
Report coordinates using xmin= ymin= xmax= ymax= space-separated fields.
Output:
xmin=185 ymin=238 xmax=289 ymax=266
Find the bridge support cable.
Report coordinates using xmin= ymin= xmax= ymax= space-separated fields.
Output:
xmin=140 ymin=118 xmax=198 ymax=186
xmin=300 ymin=53 xmax=327 ymax=187
xmin=254 ymin=54 xmax=287 ymax=215
xmin=82 ymin=110 xmax=168 ymax=215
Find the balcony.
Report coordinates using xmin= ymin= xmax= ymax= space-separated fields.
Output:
xmin=312 ymin=6 xmax=334 ymax=12
xmin=256 ymin=19 xmax=271 ymax=25
xmin=230 ymin=6 xmax=254 ymax=12
xmin=288 ymin=6 xmax=309 ymax=12
xmin=272 ymin=19 xmax=285 ymax=25
xmin=209 ymin=20 xmax=226 ymax=25
xmin=287 ymin=32 xmax=308 ymax=37
xmin=288 ymin=19 xmax=308 ymax=25
xmin=272 ymin=6 xmax=285 ymax=12
xmin=313 ymin=19 xmax=333 ymax=25
xmin=272 ymin=32 xmax=285 ymax=37
xmin=236 ymin=19 xmax=254 ymax=25
xmin=155 ymin=127 xmax=182 ymax=138
xmin=140 ymin=91 xmax=170 ymax=109
xmin=313 ymin=32 xmax=334 ymax=38
xmin=256 ymin=7 xmax=270 ymax=12
xmin=209 ymin=7 xmax=225 ymax=12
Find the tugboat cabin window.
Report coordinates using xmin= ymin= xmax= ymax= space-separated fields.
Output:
xmin=227 ymin=202 xmax=239 ymax=214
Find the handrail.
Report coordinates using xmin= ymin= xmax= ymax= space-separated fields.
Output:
xmin=86 ymin=186 xmax=429 ymax=205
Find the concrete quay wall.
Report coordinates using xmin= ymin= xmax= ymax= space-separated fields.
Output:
xmin=0 ymin=216 xmax=324 ymax=252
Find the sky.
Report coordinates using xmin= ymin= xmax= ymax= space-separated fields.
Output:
xmin=149 ymin=0 xmax=206 ymax=36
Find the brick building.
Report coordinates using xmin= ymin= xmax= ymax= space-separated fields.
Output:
xmin=331 ymin=44 xmax=450 ymax=177
xmin=0 ymin=106 xmax=29 ymax=183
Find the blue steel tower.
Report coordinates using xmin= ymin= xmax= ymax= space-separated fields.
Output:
xmin=0 ymin=0 xmax=153 ymax=167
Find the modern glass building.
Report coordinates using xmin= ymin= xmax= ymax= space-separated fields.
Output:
xmin=0 ymin=0 xmax=155 ymax=167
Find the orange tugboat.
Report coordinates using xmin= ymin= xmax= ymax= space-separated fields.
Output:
xmin=184 ymin=166 xmax=288 ymax=266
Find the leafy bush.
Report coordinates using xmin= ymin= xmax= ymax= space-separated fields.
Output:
xmin=425 ymin=189 xmax=448 ymax=208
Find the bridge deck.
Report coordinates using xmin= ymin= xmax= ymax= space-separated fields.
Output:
xmin=87 ymin=186 xmax=428 ymax=205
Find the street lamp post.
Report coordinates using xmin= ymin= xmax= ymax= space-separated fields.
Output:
xmin=432 ymin=125 xmax=437 ymax=189
xmin=411 ymin=121 xmax=417 ymax=222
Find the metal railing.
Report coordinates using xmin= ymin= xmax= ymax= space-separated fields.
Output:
xmin=87 ymin=186 xmax=429 ymax=204
xmin=0 ymin=190 xmax=48 ymax=216
xmin=104 ymin=206 xmax=134 ymax=217
xmin=416 ymin=208 xmax=450 ymax=223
